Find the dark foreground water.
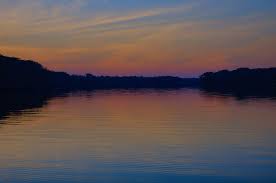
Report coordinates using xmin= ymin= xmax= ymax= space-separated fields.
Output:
xmin=0 ymin=89 xmax=276 ymax=183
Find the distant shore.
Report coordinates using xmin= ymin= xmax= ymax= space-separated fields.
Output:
xmin=0 ymin=54 xmax=275 ymax=96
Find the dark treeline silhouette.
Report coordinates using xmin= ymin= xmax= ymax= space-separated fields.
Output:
xmin=1 ymin=55 xmax=276 ymax=125
xmin=0 ymin=54 xmax=198 ymax=89
xmin=1 ymin=54 xmax=276 ymax=98
xmin=200 ymin=68 xmax=276 ymax=98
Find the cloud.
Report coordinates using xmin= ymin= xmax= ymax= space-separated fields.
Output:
xmin=0 ymin=0 xmax=275 ymax=76
xmin=0 ymin=1 xmax=199 ymax=49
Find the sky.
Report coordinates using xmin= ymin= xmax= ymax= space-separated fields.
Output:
xmin=0 ymin=0 xmax=276 ymax=77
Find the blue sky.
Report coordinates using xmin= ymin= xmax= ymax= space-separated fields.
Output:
xmin=0 ymin=0 xmax=275 ymax=76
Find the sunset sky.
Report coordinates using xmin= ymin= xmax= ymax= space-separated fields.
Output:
xmin=0 ymin=0 xmax=275 ymax=77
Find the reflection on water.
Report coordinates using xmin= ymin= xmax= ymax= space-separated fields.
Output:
xmin=0 ymin=89 xmax=276 ymax=183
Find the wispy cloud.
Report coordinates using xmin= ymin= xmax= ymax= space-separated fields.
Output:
xmin=0 ymin=0 xmax=275 ymax=76
xmin=0 ymin=1 xmax=196 ymax=32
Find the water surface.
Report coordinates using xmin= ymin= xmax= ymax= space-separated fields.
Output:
xmin=0 ymin=89 xmax=276 ymax=183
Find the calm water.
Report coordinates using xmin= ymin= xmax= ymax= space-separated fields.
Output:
xmin=0 ymin=89 xmax=276 ymax=183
